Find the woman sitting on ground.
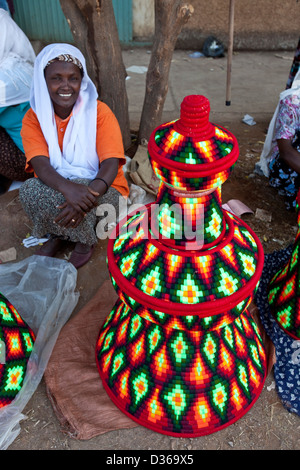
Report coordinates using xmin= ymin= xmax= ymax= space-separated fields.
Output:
xmin=258 ymin=70 xmax=300 ymax=211
xmin=19 ymin=43 xmax=129 ymax=268
xmin=0 ymin=8 xmax=35 ymax=193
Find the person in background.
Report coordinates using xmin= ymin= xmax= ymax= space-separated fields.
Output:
xmin=19 ymin=43 xmax=129 ymax=269
xmin=258 ymin=69 xmax=300 ymax=211
xmin=0 ymin=7 xmax=35 ymax=193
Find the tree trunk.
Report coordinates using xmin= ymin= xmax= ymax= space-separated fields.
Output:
xmin=138 ymin=0 xmax=194 ymax=145
xmin=59 ymin=0 xmax=96 ymax=83
xmin=59 ymin=0 xmax=131 ymax=150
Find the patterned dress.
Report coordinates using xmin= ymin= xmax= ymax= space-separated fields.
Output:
xmin=269 ymin=94 xmax=300 ymax=210
xmin=255 ymin=245 xmax=300 ymax=416
xmin=0 ymin=103 xmax=32 ymax=182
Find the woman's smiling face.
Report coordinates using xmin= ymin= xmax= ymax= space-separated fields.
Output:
xmin=44 ymin=60 xmax=82 ymax=119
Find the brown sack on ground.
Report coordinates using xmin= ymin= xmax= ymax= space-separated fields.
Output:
xmin=44 ymin=279 xmax=137 ymax=440
xmin=129 ymin=145 xmax=160 ymax=196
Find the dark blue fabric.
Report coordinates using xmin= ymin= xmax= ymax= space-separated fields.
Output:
xmin=0 ymin=1 xmax=9 ymax=12
xmin=255 ymin=245 xmax=300 ymax=415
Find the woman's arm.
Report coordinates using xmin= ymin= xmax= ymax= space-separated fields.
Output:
xmin=277 ymin=138 xmax=300 ymax=174
xmin=30 ymin=155 xmax=99 ymax=228
xmin=87 ymin=158 xmax=119 ymax=194
xmin=55 ymin=159 xmax=119 ymax=228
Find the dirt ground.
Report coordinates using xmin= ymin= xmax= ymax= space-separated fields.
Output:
xmin=1 ymin=49 xmax=300 ymax=451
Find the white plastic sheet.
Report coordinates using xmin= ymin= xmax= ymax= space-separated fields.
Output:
xmin=0 ymin=255 xmax=79 ymax=449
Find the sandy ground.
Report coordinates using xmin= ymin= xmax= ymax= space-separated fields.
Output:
xmin=1 ymin=49 xmax=300 ymax=451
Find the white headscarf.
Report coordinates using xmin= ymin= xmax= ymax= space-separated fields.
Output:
xmin=0 ymin=8 xmax=35 ymax=106
xmin=258 ymin=69 xmax=300 ymax=177
xmin=31 ymin=43 xmax=99 ymax=180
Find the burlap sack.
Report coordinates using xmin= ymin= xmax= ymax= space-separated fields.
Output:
xmin=129 ymin=145 xmax=160 ymax=196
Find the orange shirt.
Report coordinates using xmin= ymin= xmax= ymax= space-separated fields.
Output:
xmin=21 ymin=100 xmax=129 ymax=197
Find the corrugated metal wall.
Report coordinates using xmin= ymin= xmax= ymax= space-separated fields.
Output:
xmin=112 ymin=0 xmax=132 ymax=44
xmin=13 ymin=0 xmax=74 ymax=43
xmin=13 ymin=0 xmax=132 ymax=44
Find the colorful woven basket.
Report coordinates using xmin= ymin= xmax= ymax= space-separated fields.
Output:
xmin=0 ymin=292 xmax=35 ymax=408
xmin=149 ymin=94 xmax=239 ymax=193
xmin=96 ymin=95 xmax=266 ymax=436
xmin=268 ymin=190 xmax=300 ymax=339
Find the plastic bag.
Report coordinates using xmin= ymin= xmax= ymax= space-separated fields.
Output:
xmin=202 ymin=36 xmax=224 ymax=58
xmin=0 ymin=255 xmax=79 ymax=449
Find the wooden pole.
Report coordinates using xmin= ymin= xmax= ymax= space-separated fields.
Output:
xmin=226 ymin=0 xmax=235 ymax=106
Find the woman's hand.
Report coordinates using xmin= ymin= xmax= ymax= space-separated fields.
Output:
xmin=55 ymin=182 xmax=99 ymax=228
xmin=54 ymin=202 xmax=86 ymax=228
xmin=60 ymin=180 xmax=99 ymax=213
xmin=30 ymin=157 xmax=100 ymax=228
xmin=278 ymin=138 xmax=300 ymax=174
xmin=29 ymin=155 xmax=120 ymax=229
